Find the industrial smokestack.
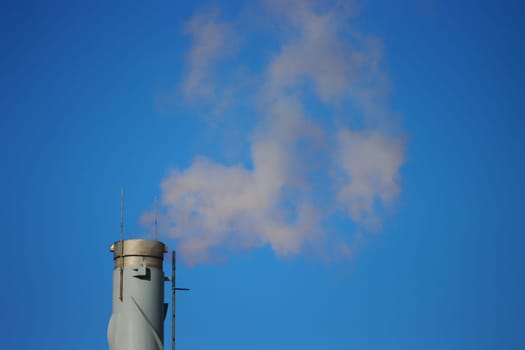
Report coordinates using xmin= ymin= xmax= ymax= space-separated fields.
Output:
xmin=107 ymin=239 xmax=168 ymax=350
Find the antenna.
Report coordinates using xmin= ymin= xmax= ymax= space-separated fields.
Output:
xmin=171 ymin=251 xmax=175 ymax=350
xmin=154 ymin=197 xmax=158 ymax=241
xmin=119 ymin=186 xmax=125 ymax=301
xmin=172 ymin=250 xmax=189 ymax=350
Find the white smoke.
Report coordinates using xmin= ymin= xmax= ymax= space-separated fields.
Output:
xmin=146 ymin=0 xmax=406 ymax=265
xmin=181 ymin=8 xmax=239 ymax=102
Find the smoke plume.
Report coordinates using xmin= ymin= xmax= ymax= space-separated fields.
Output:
xmin=146 ymin=0 xmax=406 ymax=265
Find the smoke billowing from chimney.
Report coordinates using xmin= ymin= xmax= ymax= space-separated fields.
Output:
xmin=144 ymin=0 xmax=406 ymax=265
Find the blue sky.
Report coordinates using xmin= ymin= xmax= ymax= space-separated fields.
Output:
xmin=1 ymin=1 xmax=524 ymax=349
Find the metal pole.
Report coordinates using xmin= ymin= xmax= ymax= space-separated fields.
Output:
xmin=154 ymin=197 xmax=158 ymax=241
xmin=119 ymin=186 xmax=125 ymax=301
xmin=172 ymin=250 xmax=176 ymax=350
xmin=170 ymin=249 xmax=189 ymax=350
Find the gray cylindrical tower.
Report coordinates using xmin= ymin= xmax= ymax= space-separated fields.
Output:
xmin=108 ymin=239 xmax=168 ymax=350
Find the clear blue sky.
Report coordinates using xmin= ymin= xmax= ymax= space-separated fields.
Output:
xmin=1 ymin=1 xmax=523 ymax=349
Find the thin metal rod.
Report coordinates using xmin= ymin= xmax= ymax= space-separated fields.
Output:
xmin=119 ymin=186 xmax=125 ymax=301
xmin=154 ymin=197 xmax=158 ymax=241
xmin=172 ymin=250 xmax=176 ymax=350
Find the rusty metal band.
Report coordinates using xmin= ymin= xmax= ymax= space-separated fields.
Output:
xmin=113 ymin=256 xmax=164 ymax=269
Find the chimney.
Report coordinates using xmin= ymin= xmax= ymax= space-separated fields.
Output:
xmin=107 ymin=239 xmax=169 ymax=350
